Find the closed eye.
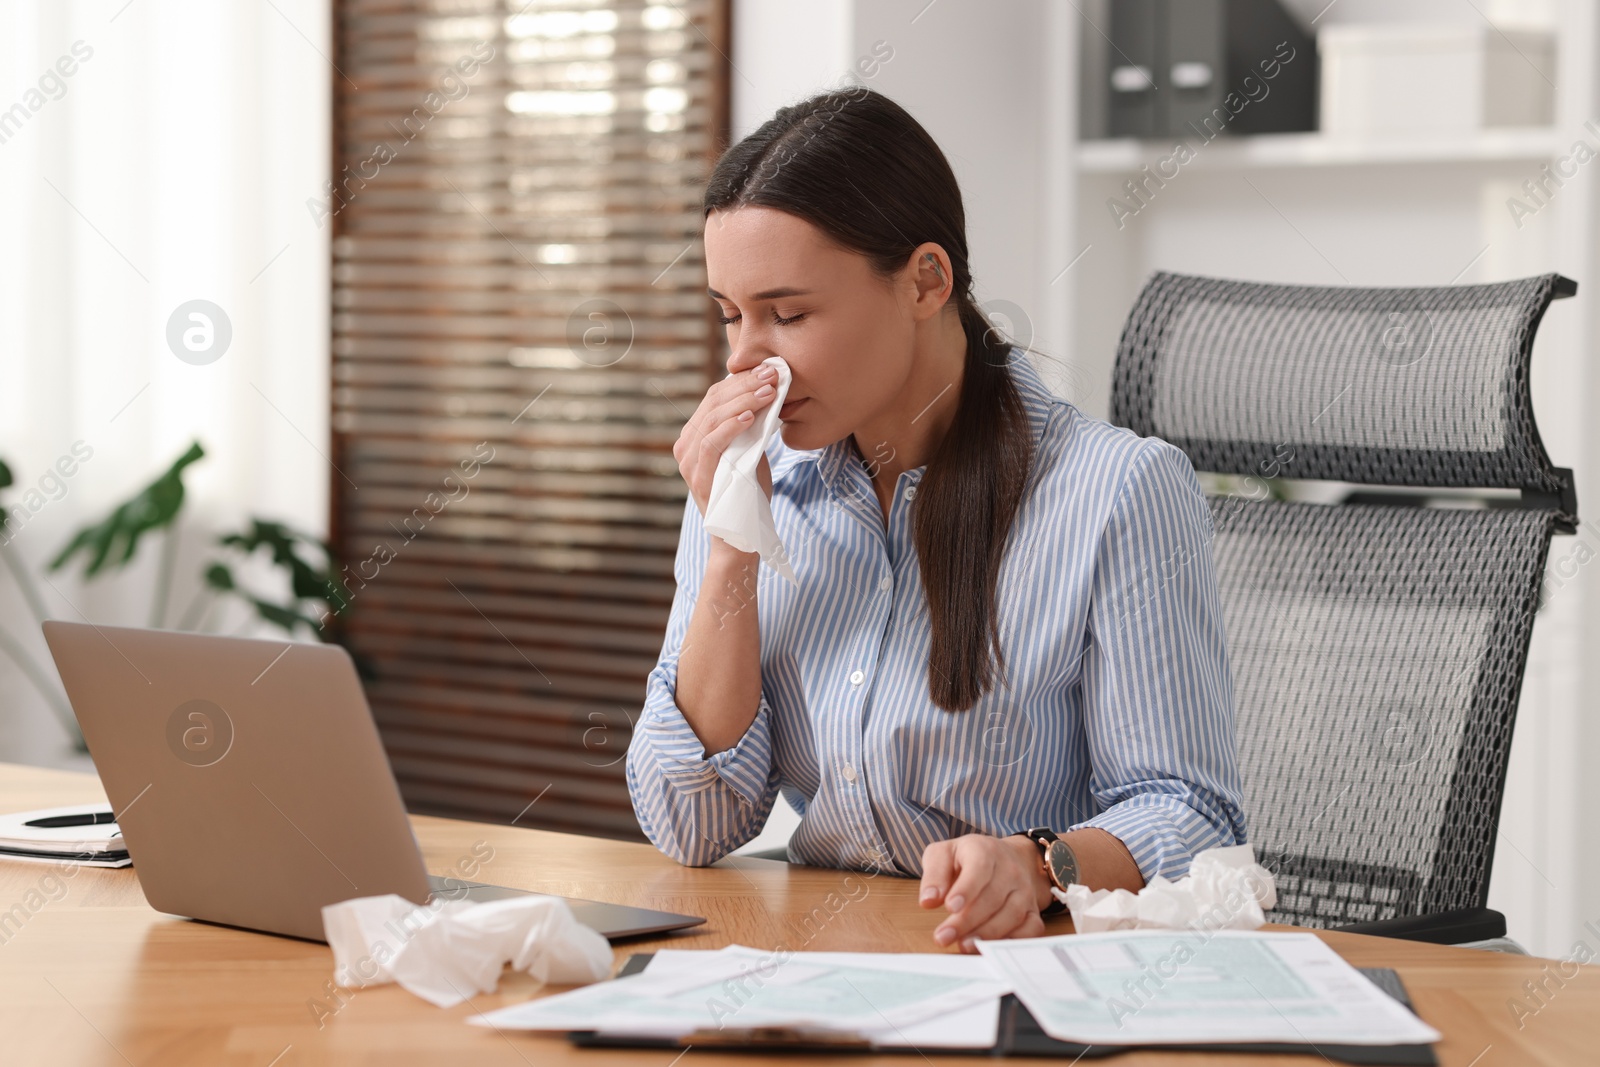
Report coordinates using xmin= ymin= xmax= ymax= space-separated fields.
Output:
xmin=716 ymin=308 xmax=807 ymax=327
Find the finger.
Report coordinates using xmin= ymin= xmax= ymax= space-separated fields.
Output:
xmin=687 ymin=370 xmax=786 ymax=484
xmin=935 ymin=870 xmax=1012 ymax=946
xmin=689 ymin=410 xmax=760 ymax=489
xmin=677 ymin=366 xmax=784 ymax=507
xmin=959 ymin=890 xmax=1042 ymax=951
xmin=686 ymin=413 xmax=776 ymax=516
xmin=712 ymin=361 xmax=781 ymax=408
xmin=940 ymin=839 xmax=996 ymax=916
xmin=696 ymin=380 xmax=779 ymax=441
xmin=695 ymin=366 xmax=778 ymax=433
xmin=723 ymin=361 xmax=781 ymax=387
xmin=709 ymin=362 xmax=775 ymax=396
xmin=920 ymin=842 xmax=957 ymax=908
xmin=683 ymin=399 xmax=760 ymax=472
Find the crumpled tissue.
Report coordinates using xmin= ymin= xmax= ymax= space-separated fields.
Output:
xmin=702 ymin=355 xmax=799 ymax=585
xmin=322 ymin=893 xmax=613 ymax=1008
xmin=1061 ymin=844 xmax=1278 ymax=933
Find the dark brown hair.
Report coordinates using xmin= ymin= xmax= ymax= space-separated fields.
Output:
xmin=704 ymin=86 xmax=1036 ymax=711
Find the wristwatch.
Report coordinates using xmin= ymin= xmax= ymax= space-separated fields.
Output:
xmin=1021 ymin=826 xmax=1078 ymax=916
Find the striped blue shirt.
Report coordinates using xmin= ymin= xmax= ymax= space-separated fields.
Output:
xmin=626 ymin=350 xmax=1246 ymax=881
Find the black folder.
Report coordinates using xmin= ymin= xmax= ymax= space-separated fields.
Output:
xmin=567 ymin=954 xmax=1437 ymax=1065
xmin=1084 ymin=0 xmax=1318 ymax=140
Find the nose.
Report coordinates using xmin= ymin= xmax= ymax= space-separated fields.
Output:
xmin=723 ymin=335 xmax=768 ymax=376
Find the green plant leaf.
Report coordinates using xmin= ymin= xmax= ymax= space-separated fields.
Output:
xmin=243 ymin=595 xmax=323 ymax=635
xmin=50 ymin=441 xmax=205 ymax=577
xmin=205 ymin=517 xmax=347 ymax=643
xmin=204 ymin=562 xmax=235 ymax=591
xmin=218 ymin=519 xmax=349 ymax=615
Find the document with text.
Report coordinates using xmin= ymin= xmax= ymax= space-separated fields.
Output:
xmin=470 ymin=944 xmax=1009 ymax=1045
xmin=976 ymin=929 xmax=1441 ymax=1047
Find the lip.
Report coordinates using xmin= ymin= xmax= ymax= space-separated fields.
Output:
xmin=778 ymin=396 xmax=808 ymax=418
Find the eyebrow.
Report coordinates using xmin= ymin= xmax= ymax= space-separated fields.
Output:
xmin=706 ymin=286 xmax=814 ymax=301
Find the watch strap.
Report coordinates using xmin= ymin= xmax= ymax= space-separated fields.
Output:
xmin=1019 ymin=828 xmax=1072 ymax=916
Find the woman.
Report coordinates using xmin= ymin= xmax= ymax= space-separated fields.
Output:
xmin=625 ymin=87 xmax=1246 ymax=952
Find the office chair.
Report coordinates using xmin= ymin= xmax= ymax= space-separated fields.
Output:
xmin=1109 ymin=270 xmax=1578 ymax=946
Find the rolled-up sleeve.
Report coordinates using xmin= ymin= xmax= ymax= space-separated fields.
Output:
xmin=625 ymin=497 xmax=782 ymax=865
xmin=1073 ymin=439 xmax=1248 ymax=881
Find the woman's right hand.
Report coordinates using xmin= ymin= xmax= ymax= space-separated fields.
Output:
xmin=673 ymin=361 xmax=781 ymax=516
xmin=668 ymin=363 xmax=776 ymax=757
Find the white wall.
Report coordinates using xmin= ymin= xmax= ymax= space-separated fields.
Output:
xmin=849 ymin=0 xmax=1050 ymax=367
xmin=0 ymin=0 xmax=330 ymax=768
xmin=730 ymin=0 xmax=852 ymax=140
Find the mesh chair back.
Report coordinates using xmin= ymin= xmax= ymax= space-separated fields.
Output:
xmin=1110 ymin=271 xmax=1576 ymax=928
xmin=1112 ymin=272 xmax=1575 ymax=499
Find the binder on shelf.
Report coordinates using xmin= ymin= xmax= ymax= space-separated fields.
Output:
xmin=1162 ymin=0 xmax=1227 ymax=139
xmin=1105 ymin=0 xmax=1162 ymax=140
xmin=1082 ymin=0 xmax=1318 ymax=141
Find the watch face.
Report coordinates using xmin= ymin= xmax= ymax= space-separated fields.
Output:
xmin=1044 ymin=839 xmax=1079 ymax=889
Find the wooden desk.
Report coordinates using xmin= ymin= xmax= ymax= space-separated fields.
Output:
xmin=1 ymin=763 xmax=1594 ymax=1066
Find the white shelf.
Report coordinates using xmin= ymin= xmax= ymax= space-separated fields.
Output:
xmin=1075 ymin=127 xmax=1564 ymax=172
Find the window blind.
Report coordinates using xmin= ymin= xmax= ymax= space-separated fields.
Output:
xmin=330 ymin=0 xmax=729 ymax=839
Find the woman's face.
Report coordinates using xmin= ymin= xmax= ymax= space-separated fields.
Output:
xmin=704 ymin=205 xmax=922 ymax=453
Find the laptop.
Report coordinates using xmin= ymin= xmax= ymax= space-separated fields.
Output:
xmin=41 ymin=621 xmax=704 ymax=943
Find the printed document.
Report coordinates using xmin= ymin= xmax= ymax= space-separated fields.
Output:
xmin=976 ymin=930 xmax=1441 ymax=1046
xmin=470 ymin=944 xmax=1007 ymax=1045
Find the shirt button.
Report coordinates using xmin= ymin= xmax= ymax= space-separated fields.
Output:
xmin=849 ymin=668 xmax=865 ymax=686
xmin=878 ymin=576 xmax=892 ymax=593
xmin=903 ymin=486 xmax=917 ymax=501
xmin=841 ymin=763 xmax=857 ymax=783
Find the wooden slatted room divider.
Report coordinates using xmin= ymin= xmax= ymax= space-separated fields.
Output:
xmin=329 ymin=0 xmax=729 ymax=838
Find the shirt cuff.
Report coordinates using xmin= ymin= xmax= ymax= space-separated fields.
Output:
xmin=1071 ymin=794 xmax=1239 ymax=884
xmin=638 ymin=692 xmax=775 ymax=810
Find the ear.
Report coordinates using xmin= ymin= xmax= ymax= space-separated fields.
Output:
xmin=904 ymin=243 xmax=954 ymax=323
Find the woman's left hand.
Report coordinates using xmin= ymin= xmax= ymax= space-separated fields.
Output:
xmin=918 ymin=833 xmax=1050 ymax=952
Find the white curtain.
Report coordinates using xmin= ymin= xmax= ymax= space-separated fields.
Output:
xmin=0 ymin=0 xmax=330 ymax=766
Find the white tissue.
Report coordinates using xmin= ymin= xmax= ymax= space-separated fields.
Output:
xmin=322 ymin=893 xmax=613 ymax=1008
xmin=1062 ymin=844 xmax=1278 ymax=933
xmin=702 ymin=355 xmax=799 ymax=585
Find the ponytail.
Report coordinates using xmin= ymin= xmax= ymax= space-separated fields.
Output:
xmin=912 ymin=298 xmax=1035 ymax=708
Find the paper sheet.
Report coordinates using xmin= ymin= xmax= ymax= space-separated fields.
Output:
xmin=652 ymin=946 xmax=1004 ymax=1050
xmin=701 ymin=355 xmax=798 ymax=584
xmin=470 ymin=944 xmax=1008 ymax=1046
xmin=976 ymin=930 xmax=1441 ymax=1047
